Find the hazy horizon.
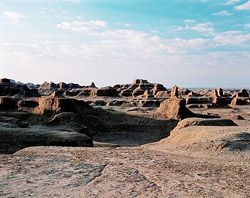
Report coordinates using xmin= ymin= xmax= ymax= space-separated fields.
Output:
xmin=1 ymin=0 xmax=250 ymax=87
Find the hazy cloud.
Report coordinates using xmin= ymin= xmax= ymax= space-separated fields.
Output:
xmin=184 ymin=19 xmax=196 ymax=23
xmin=4 ymin=11 xmax=26 ymax=22
xmin=244 ymin=24 xmax=250 ymax=28
xmin=124 ymin=23 xmax=131 ymax=27
xmin=57 ymin=20 xmax=107 ymax=32
xmin=62 ymin=0 xmax=80 ymax=3
xmin=185 ymin=22 xmax=214 ymax=33
xmin=212 ymin=10 xmax=233 ymax=16
xmin=235 ymin=0 xmax=250 ymax=10
xmin=214 ymin=31 xmax=250 ymax=45
xmin=225 ymin=0 xmax=241 ymax=5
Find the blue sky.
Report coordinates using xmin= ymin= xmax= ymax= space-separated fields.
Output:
xmin=0 ymin=0 xmax=250 ymax=87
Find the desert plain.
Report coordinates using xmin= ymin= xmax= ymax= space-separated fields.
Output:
xmin=0 ymin=78 xmax=249 ymax=197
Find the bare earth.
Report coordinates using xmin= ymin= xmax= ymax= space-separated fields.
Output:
xmin=0 ymin=101 xmax=250 ymax=197
xmin=0 ymin=145 xmax=249 ymax=198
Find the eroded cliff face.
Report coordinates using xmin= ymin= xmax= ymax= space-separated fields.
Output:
xmin=0 ymin=93 xmax=178 ymax=153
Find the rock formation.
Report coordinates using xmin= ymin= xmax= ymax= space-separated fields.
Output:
xmin=90 ymin=86 xmax=118 ymax=97
xmin=157 ymin=86 xmax=195 ymax=120
xmin=170 ymin=85 xmax=178 ymax=98
xmin=0 ymin=97 xmax=18 ymax=110
xmin=210 ymin=88 xmax=231 ymax=106
xmin=117 ymin=79 xmax=167 ymax=97
xmin=172 ymin=117 xmax=237 ymax=132
xmin=0 ymin=78 xmax=34 ymax=97
xmin=233 ymin=89 xmax=249 ymax=98
xmin=39 ymin=81 xmax=82 ymax=92
xmin=157 ymin=97 xmax=195 ymax=120
xmin=0 ymin=127 xmax=93 ymax=154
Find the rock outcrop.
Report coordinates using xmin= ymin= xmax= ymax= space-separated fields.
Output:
xmin=0 ymin=78 xmax=34 ymax=97
xmin=0 ymin=127 xmax=93 ymax=154
xmin=210 ymin=88 xmax=231 ymax=106
xmin=172 ymin=117 xmax=237 ymax=132
xmin=0 ymin=97 xmax=18 ymax=110
xmin=117 ymin=79 xmax=167 ymax=97
xmin=157 ymin=98 xmax=195 ymax=120
xmin=38 ymin=97 xmax=89 ymax=115
xmin=39 ymin=81 xmax=82 ymax=91
xmin=233 ymin=89 xmax=249 ymax=98
xmin=231 ymin=97 xmax=249 ymax=106
xmin=170 ymin=85 xmax=178 ymax=98
xmin=157 ymin=85 xmax=196 ymax=120
xmin=90 ymin=87 xmax=118 ymax=97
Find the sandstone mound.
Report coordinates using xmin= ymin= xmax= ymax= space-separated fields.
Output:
xmin=145 ymin=118 xmax=249 ymax=154
xmin=48 ymin=112 xmax=90 ymax=136
xmin=38 ymin=97 xmax=89 ymax=114
xmin=0 ymin=127 xmax=93 ymax=154
xmin=157 ymin=98 xmax=196 ymax=120
xmin=172 ymin=117 xmax=237 ymax=131
xmin=117 ymin=79 xmax=167 ymax=97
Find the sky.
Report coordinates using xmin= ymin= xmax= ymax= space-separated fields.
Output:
xmin=0 ymin=0 xmax=250 ymax=88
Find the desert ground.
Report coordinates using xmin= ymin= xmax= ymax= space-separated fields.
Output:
xmin=0 ymin=78 xmax=249 ymax=197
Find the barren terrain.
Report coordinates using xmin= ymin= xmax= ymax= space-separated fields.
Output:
xmin=0 ymin=79 xmax=250 ymax=197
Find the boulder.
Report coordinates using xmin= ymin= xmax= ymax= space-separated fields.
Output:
xmin=157 ymin=98 xmax=195 ymax=120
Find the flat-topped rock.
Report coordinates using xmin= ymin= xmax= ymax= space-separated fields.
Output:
xmin=0 ymin=127 xmax=93 ymax=154
xmin=172 ymin=117 xmax=237 ymax=132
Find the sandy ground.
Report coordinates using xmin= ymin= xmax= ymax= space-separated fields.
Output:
xmin=0 ymin=101 xmax=250 ymax=197
xmin=0 ymin=146 xmax=249 ymax=198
